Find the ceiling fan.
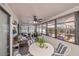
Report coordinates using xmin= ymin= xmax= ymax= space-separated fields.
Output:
xmin=33 ymin=16 xmax=43 ymax=23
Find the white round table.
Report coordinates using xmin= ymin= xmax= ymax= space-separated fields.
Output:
xmin=29 ymin=43 xmax=54 ymax=56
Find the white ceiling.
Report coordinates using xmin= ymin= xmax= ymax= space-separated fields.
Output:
xmin=8 ymin=3 xmax=79 ymax=24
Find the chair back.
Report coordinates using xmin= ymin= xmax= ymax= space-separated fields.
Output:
xmin=60 ymin=45 xmax=71 ymax=56
xmin=55 ymin=43 xmax=71 ymax=56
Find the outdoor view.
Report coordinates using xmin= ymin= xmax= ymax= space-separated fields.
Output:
xmin=20 ymin=24 xmax=35 ymax=34
xmin=57 ymin=14 xmax=75 ymax=43
xmin=48 ymin=21 xmax=55 ymax=37
xmin=42 ymin=24 xmax=46 ymax=34
xmin=37 ymin=25 xmax=42 ymax=34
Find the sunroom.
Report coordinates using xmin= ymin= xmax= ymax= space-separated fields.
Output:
xmin=0 ymin=3 xmax=79 ymax=56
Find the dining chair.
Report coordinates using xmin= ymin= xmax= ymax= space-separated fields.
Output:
xmin=27 ymin=39 xmax=34 ymax=47
xmin=52 ymin=43 xmax=71 ymax=56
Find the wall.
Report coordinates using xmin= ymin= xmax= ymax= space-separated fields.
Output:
xmin=0 ymin=3 xmax=18 ymax=56
xmin=43 ymin=35 xmax=79 ymax=56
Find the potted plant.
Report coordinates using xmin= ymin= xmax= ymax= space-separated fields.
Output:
xmin=36 ymin=37 xmax=46 ymax=48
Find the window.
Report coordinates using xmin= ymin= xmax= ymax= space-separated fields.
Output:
xmin=47 ymin=21 xmax=55 ymax=37
xmin=29 ymin=25 xmax=35 ymax=33
xmin=20 ymin=25 xmax=29 ymax=34
xmin=40 ymin=14 xmax=76 ymax=44
xmin=37 ymin=25 xmax=42 ymax=34
xmin=42 ymin=23 xmax=46 ymax=34
xmin=20 ymin=24 xmax=35 ymax=34
xmin=57 ymin=14 xmax=75 ymax=43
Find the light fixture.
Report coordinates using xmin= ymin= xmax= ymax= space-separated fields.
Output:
xmin=33 ymin=16 xmax=38 ymax=24
xmin=33 ymin=21 xmax=38 ymax=24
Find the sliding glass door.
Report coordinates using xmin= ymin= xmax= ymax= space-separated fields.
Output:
xmin=0 ymin=7 xmax=10 ymax=56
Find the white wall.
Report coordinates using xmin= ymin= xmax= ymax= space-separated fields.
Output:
xmin=0 ymin=3 xmax=18 ymax=56
xmin=43 ymin=35 xmax=79 ymax=56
